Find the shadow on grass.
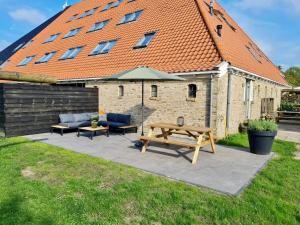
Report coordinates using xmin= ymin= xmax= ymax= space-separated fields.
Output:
xmin=0 ymin=138 xmax=48 ymax=151
xmin=0 ymin=194 xmax=54 ymax=225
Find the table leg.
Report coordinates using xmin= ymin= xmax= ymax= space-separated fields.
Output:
xmin=208 ymin=131 xmax=216 ymax=153
xmin=77 ymin=129 xmax=80 ymax=137
xmin=107 ymin=129 xmax=109 ymax=137
xmin=141 ymin=127 xmax=154 ymax=153
xmin=51 ymin=127 xmax=53 ymax=134
xmin=192 ymin=134 xmax=203 ymax=164
xmin=61 ymin=129 xmax=63 ymax=136
xmin=161 ymin=128 xmax=168 ymax=141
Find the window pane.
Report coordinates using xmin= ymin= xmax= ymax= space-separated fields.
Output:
xmin=151 ymin=85 xmax=158 ymax=97
xmin=188 ymin=84 xmax=197 ymax=98
xmin=119 ymin=85 xmax=124 ymax=96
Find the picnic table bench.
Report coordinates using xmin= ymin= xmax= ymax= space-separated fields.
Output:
xmin=140 ymin=123 xmax=216 ymax=164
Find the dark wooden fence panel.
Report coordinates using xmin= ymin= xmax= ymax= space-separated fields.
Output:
xmin=2 ymin=83 xmax=98 ymax=137
xmin=0 ymin=85 xmax=5 ymax=136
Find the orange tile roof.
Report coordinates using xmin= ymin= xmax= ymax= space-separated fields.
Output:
xmin=2 ymin=0 xmax=287 ymax=85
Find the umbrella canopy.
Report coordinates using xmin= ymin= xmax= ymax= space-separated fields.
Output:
xmin=106 ymin=66 xmax=185 ymax=138
xmin=107 ymin=66 xmax=185 ymax=81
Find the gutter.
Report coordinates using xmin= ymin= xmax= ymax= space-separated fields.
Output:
xmin=228 ymin=66 xmax=289 ymax=87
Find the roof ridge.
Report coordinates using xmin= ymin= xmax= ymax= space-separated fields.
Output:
xmin=193 ymin=0 xmax=226 ymax=63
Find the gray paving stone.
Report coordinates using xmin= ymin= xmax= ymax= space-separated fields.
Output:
xmin=25 ymin=132 xmax=273 ymax=195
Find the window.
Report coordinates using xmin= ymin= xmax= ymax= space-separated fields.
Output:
xmin=188 ymin=84 xmax=197 ymax=98
xmin=17 ymin=55 xmax=35 ymax=66
xmin=134 ymin=32 xmax=156 ymax=49
xmin=79 ymin=7 xmax=98 ymax=18
xmin=88 ymin=20 xmax=110 ymax=32
xmin=66 ymin=14 xmax=78 ymax=22
xmin=43 ymin=33 xmax=60 ymax=43
xmin=101 ymin=2 xmax=114 ymax=11
xmin=244 ymin=79 xmax=254 ymax=102
xmin=22 ymin=40 xmax=33 ymax=49
xmin=118 ymin=10 xmax=143 ymax=24
xmin=64 ymin=27 xmax=82 ymax=38
xmin=118 ymin=85 xmax=124 ymax=97
xmin=151 ymin=85 xmax=158 ymax=97
xmin=59 ymin=46 xmax=83 ymax=60
xmin=36 ymin=51 xmax=56 ymax=64
xmin=13 ymin=43 xmax=24 ymax=52
xmin=246 ymin=45 xmax=261 ymax=63
xmin=90 ymin=40 xmax=117 ymax=55
xmin=112 ymin=0 xmax=124 ymax=8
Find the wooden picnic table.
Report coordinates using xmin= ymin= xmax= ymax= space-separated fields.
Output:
xmin=140 ymin=123 xmax=216 ymax=164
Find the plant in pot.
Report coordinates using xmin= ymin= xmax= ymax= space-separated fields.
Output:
xmin=247 ymin=120 xmax=278 ymax=155
xmin=90 ymin=115 xmax=99 ymax=128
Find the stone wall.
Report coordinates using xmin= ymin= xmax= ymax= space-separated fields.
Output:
xmin=227 ymin=72 xmax=283 ymax=134
xmin=86 ymin=72 xmax=284 ymax=139
xmin=87 ymin=78 xmax=212 ymax=130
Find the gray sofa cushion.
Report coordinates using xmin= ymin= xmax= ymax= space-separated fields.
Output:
xmin=74 ymin=113 xmax=90 ymax=122
xmin=59 ymin=114 xmax=75 ymax=123
xmin=59 ymin=121 xmax=91 ymax=129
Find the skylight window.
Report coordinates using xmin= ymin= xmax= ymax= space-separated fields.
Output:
xmin=112 ymin=0 xmax=124 ymax=8
xmin=36 ymin=51 xmax=57 ymax=64
xmin=17 ymin=55 xmax=35 ymax=66
xmin=22 ymin=40 xmax=33 ymax=49
xmin=90 ymin=40 xmax=117 ymax=55
xmin=88 ymin=20 xmax=110 ymax=32
xmin=79 ymin=7 xmax=98 ymax=18
xmin=66 ymin=14 xmax=78 ymax=23
xmin=134 ymin=32 xmax=156 ymax=49
xmin=13 ymin=43 xmax=24 ymax=52
xmin=64 ymin=27 xmax=82 ymax=38
xmin=246 ymin=45 xmax=262 ymax=63
xmin=128 ymin=0 xmax=135 ymax=3
xmin=59 ymin=47 xmax=83 ymax=60
xmin=101 ymin=2 xmax=114 ymax=12
xmin=43 ymin=33 xmax=60 ymax=43
xmin=118 ymin=10 xmax=143 ymax=25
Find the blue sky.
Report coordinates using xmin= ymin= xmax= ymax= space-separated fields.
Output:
xmin=0 ymin=0 xmax=299 ymax=70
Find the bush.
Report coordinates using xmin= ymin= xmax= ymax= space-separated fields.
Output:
xmin=279 ymin=102 xmax=297 ymax=112
xmin=248 ymin=120 xmax=278 ymax=132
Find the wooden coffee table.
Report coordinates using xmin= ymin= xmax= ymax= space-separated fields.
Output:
xmin=77 ymin=126 xmax=109 ymax=140
xmin=51 ymin=125 xmax=69 ymax=136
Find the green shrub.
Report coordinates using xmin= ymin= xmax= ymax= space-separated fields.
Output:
xmin=248 ymin=120 xmax=278 ymax=132
xmin=279 ymin=102 xmax=297 ymax=111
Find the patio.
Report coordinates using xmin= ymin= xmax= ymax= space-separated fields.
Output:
xmin=25 ymin=132 xmax=273 ymax=195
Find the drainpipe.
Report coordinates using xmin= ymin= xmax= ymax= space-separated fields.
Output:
xmin=226 ymin=72 xmax=232 ymax=136
xmin=209 ymin=74 xmax=213 ymax=128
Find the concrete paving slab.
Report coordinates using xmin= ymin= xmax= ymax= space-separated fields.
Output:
xmin=277 ymin=120 xmax=300 ymax=143
xmin=25 ymin=132 xmax=273 ymax=195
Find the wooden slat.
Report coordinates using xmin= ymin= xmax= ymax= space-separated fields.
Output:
xmin=140 ymin=136 xmax=197 ymax=148
xmin=2 ymin=83 xmax=98 ymax=137
xmin=149 ymin=123 xmax=212 ymax=133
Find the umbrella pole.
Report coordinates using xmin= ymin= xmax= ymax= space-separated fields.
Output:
xmin=141 ymin=80 xmax=144 ymax=136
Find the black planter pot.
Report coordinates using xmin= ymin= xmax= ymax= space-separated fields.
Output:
xmin=247 ymin=129 xmax=277 ymax=155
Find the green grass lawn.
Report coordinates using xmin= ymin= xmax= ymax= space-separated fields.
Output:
xmin=0 ymin=135 xmax=299 ymax=225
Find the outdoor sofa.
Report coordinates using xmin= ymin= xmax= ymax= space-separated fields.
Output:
xmin=56 ymin=112 xmax=133 ymax=135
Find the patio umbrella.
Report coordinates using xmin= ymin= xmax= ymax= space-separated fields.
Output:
xmin=106 ymin=66 xmax=185 ymax=136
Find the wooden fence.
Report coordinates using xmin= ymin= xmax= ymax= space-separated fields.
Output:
xmin=0 ymin=83 xmax=98 ymax=137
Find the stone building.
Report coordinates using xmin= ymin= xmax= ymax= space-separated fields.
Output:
xmin=0 ymin=0 xmax=288 ymax=138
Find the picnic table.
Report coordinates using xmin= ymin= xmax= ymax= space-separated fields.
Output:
xmin=140 ymin=123 xmax=216 ymax=164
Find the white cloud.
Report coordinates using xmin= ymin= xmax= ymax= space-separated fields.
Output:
xmin=0 ymin=40 xmax=11 ymax=51
xmin=8 ymin=8 xmax=47 ymax=25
